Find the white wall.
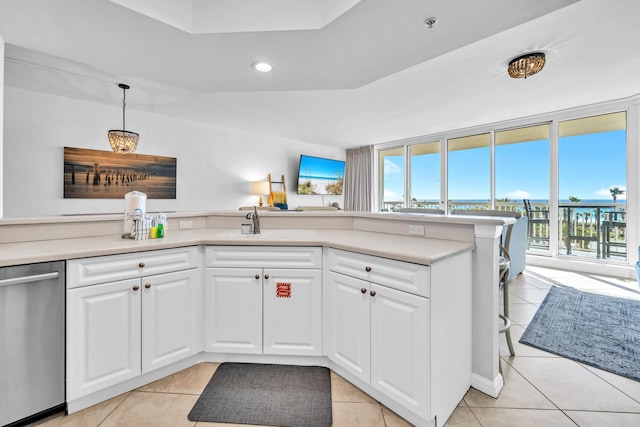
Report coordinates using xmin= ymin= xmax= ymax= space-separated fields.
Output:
xmin=3 ymin=86 xmax=344 ymax=217
xmin=0 ymin=37 xmax=4 ymax=217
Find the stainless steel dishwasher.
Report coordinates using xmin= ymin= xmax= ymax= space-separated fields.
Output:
xmin=0 ymin=261 xmax=65 ymax=427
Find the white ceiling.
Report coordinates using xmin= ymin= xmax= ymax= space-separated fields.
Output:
xmin=2 ymin=0 xmax=640 ymax=149
xmin=108 ymin=0 xmax=364 ymax=34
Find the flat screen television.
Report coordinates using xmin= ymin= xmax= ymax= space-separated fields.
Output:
xmin=296 ymin=155 xmax=345 ymax=195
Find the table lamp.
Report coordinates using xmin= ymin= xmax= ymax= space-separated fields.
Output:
xmin=251 ymin=181 xmax=270 ymax=206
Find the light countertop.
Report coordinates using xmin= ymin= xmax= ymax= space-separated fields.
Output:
xmin=0 ymin=228 xmax=476 ymax=267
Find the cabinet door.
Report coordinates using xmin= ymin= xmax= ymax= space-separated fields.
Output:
xmin=263 ymin=268 xmax=322 ymax=356
xmin=205 ymin=268 xmax=263 ymax=354
xmin=370 ymin=284 xmax=430 ymax=419
xmin=142 ymin=269 xmax=199 ymax=373
xmin=67 ymin=278 xmax=141 ymax=400
xmin=325 ymin=271 xmax=370 ymax=383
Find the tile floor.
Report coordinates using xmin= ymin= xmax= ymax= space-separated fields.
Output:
xmin=33 ymin=266 xmax=640 ymax=427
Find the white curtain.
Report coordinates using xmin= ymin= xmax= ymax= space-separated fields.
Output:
xmin=344 ymin=146 xmax=373 ymax=211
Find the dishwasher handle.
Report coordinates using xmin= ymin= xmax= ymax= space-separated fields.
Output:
xmin=0 ymin=272 xmax=60 ymax=287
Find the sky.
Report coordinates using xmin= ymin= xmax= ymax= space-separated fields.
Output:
xmin=298 ymin=155 xmax=345 ymax=179
xmin=384 ymin=129 xmax=626 ymax=203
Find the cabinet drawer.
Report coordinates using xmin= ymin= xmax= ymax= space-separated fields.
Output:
xmin=68 ymin=246 xmax=199 ymax=288
xmin=206 ymin=246 xmax=322 ymax=269
xmin=326 ymin=248 xmax=430 ymax=298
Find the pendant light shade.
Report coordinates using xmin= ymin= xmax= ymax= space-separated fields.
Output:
xmin=508 ymin=52 xmax=546 ymax=79
xmin=108 ymin=83 xmax=139 ymax=153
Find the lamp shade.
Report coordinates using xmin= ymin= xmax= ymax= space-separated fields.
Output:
xmin=108 ymin=130 xmax=139 ymax=153
xmin=251 ymin=181 xmax=270 ymax=195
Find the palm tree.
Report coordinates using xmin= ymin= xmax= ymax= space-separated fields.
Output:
xmin=568 ymin=196 xmax=581 ymax=202
xmin=610 ymin=187 xmax=625 ymax=204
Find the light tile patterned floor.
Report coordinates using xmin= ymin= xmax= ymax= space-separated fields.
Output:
xmin=33 ymin=266 xmax=640 ymax=426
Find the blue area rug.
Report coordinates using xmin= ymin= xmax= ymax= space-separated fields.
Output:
xmin=520 ymin=285 xmax=640 ymax=381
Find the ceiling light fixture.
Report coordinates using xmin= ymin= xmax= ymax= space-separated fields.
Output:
xmin=108 ymin=83 xmax=139 ymax=153
xmin=424 ymin=17 xmax=437 ymax=29
xmin=252 ymin=61 xmax=273 ymax=73
xmin=508 ymin=52 xmax=546 ymax=79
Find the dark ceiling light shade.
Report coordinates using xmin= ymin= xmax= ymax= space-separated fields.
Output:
xmin=108 ymin=83 xmax=139 ymax=153
xmin=508 ymin=52 xmax=546 ymax=79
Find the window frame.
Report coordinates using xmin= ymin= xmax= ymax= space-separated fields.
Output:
xmin=374 ymin=97 xmax=639 ymax=270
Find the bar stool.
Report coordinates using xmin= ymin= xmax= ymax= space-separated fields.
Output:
xmin=499 ymin=232 xmax=516 ymax=358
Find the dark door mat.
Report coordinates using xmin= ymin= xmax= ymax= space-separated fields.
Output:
xmin=188 ymin=362 xmax=332 ymax=426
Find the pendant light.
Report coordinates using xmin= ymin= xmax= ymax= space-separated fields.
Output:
xmin=108 ymin=83 xmax=139 ymax=153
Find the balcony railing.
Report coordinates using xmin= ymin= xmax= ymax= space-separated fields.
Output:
xmin=382 ymin=200 xmax=627 ymax=261
xmin=559 ymin=203 xmax=626 ymax=260
xmin=381 ymin=200 xmax=522 ymax=213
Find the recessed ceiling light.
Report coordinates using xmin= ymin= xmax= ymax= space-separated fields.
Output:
xmin=252 ymin=62 xmax=273 ymax=73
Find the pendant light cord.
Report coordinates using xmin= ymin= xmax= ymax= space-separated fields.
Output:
xmin=117 ymin=83 xmax=131 ymax=132
xmin=122 ymin=86 xmax=127 ymax=131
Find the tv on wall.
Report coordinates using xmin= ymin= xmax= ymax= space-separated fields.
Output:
xmin=296 ymin=155 xmax=345 ymax=195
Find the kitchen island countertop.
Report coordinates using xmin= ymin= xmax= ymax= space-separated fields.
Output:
xmin=0 ymin=227 xmax=475 ymax=267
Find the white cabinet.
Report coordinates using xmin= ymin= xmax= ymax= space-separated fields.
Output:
xmin=67 ymin=278 xmax=141 ymax=399
xmin=205 ymin=246 xmax=322 ymax=356
xmin=142 ymin=269 xmax=200 ymax=372
xmin=67 ymin=247 xmax=197 ymax=286
xmin=326 ymin=248 xmax=430 ymax=297
xmin=326 ymin=248 xmax=470 ymax=426
xmin=67 ymin=247 xmax=199 ymax=401
xmin=205 ymin=268 xmax=263 ymax=354
xmin=326 ymin=271 xmax=371 ymax=380
xmin=326 ymin=253 xmax=430 ymax=419
xmin=263 ymin=268 xmax=322 ymax=355
xmin=370 ymin=283 xmax=429 ymax=416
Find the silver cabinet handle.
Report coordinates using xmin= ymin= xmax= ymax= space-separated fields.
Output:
xmin=0 ymin=272 xmax=59 ymax=287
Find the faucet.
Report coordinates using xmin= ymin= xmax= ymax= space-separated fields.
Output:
xmin=245 ymin=206 xmax=260 ymax=234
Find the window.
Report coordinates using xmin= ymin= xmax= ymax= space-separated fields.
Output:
xmin=409 ymin=141 xmax=440 ymax=209
xmin=447 ymin=133 xmax=490 ymax=211
xmin=374 ymin=106 xmax=631 ymax=265
xmin=495 ymin=124 xmax=550 ymax=251
xmin=378 ymin=147 xmax=404 ymax=212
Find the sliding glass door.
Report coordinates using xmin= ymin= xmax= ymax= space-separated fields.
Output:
xmin=558 ymin=112 xmax=627 ymax=260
